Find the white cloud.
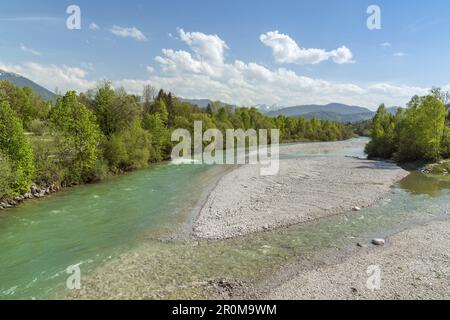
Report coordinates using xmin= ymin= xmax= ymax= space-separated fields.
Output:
xmin=0 ymin=62 xmax=95 ymax=93
xmin=20 ymin=44 xmax=42 ymax=56
xmin=1 ymin=29 xmax=433 ymax=110
xmin=115 ymin=29 xmax=429 ymax=110
xmin=110 ymin=25 xmax=147 ymax=41
xmin=260 ymin=30 xmax=354 ymax=65
xmin=89 ymin=22 xmax=100 ymax=31
xmin=394 ymin=52 xmax=405 ymax=57
xmin=177 ymin=28 xmax=228 ymax=65
xmin=381 ymin=42 xmax=391 ymax=47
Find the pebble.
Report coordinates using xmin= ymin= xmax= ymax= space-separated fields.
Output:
xmin=357 ymin=242 xmax=367 ymax=248
xmin=371 ymin=238 xmax=386 ymax=246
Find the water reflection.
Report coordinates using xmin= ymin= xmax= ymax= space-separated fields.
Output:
xmin=399 ymin=171 xmax=450 ymax=197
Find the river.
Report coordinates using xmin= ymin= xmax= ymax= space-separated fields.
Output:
xmin=0 ymin=138 xmax=449 ymax=299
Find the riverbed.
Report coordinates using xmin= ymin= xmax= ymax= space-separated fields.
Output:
xmin=1 ymin=138 xmax=449 ymax=299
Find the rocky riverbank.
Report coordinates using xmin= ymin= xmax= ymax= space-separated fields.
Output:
xmin=0 ymin=183 xmax=61 ymax=210
xmin=246 ymin=218 xmax=450 ymax=300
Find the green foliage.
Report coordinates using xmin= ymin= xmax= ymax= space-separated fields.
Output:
xmin=0 ymin=81 xmax=49 ymax=130
xmin=352 ymin=120 xmax=372 ymax=137
xmin=28 ymin=119 xmax=48 ymax=136
xmin=397 ymin=95 xmax=446 ymax=162
xmin=441 ymin=126 xmax=450 ymax=158
xmin=93 ymin=82 xmax=141 ymax=136
xmin=103 ymin=121 xmax=152 ymax=171
xmin=143 ymin=113 xmax=170 ymax=162
xmin=151 ymin=99 xmax=169 ymax=125
xmin=0 ymin=81 xmax=356 ymax=199
xmin=0 ymin=153 xmax=14 ymax=199
xmin=429 ymin=161 xmax=450 ymax=174
xmin=0 ymin=101 xmax=35 ymax=197
xmin=31 ymin=136 xmax=64 ymax=185
xmin=365 ymin=104 xmax=397 ymax=159
xmin=367 ymin=90 xmax=449 ymax=163
xmin=50 ymin=91 xmax=101 ymax=184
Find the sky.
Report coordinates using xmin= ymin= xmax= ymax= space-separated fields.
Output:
xmin=0 ymin=0 xmax=449 ymax=110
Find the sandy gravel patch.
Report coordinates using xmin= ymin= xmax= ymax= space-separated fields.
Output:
xmin=262 ymin=219 xmax=450 ymax=300
xmin=193 ymin=155 xmax=409 ymax=239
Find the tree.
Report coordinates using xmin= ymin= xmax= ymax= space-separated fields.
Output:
xmin=103 ymin=121 xmax=151 ymax=171
xmin=397 ymin=95 xmax=446 ymax=161
xmin=0 ymin=81 xmax=48 ymax=130
xmin=365 ymin=104 xmax=397 ymax=159
xmin=143 ymin=113 xmax=170 ymax=161
xmin=93 ymin=81 xmax=116 ymax=135
xmin=151 ymin=99 xmax=169 ymax=125
xmin=50 ymin=91 xmax=101 ymax=183
xmin=142 ymin=84 xmax=156 ymax=114
xmin=430 ymin=87 xmax=450 ymax=105
xmin=0 ymin=152 xmax=13 ymax=198
xmin=0 ymin=101 xmax=35 ymax=196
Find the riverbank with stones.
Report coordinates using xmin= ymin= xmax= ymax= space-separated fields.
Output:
xmin=0 ymin=183 xmax=61 ymax=210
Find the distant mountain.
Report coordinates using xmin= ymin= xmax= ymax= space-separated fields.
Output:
xmin=179 ymin=98 xmax=213 ymax=108
xmin=298 ymin=111 xmax=375 ymax=123
xmin=255 ymin=104 xmax=285 ymax=113
xmin=386 ymin=106 xmax=402 ymax=115
xmin=264 ymin=103 xmax=404 ymax=123
xmin=266 ymin=103 xmax=372 ymax=118
xmin=180 ymin=98 xmax=236 ymax=110
xmin=0 ymin=70 xmax=56 ymax=100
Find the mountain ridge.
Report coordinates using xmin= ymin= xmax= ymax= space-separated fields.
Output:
xmin=264 ymin=103 xmax=400 ymax=123
xmin=0 ymin=69 xmax=56 ymax=100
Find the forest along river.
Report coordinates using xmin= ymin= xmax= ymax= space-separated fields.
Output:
xmin=0 ymin=138 xmax=449 ymax=299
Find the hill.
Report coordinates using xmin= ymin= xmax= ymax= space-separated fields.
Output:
xmin=180 ymin=98 xmax=236 ymax=110
xmin=0 ymin=69 xmax=56 ymax=100
xmin=264 ymin=103 xmax=402 ymax=123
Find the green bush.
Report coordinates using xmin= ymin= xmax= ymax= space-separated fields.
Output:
xmin=0 ymin=154 xmax=14 ymax=199
xmin=0 ymin=101 xmax=35 ymax=196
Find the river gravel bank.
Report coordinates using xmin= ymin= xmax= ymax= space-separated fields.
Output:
xmin=193 ymin=141 xmax=409 ymax=239
xmin=247 ymin=218 xmax=450 ymax=300
xmin=66 ymin=139 xmax=450 ymax=300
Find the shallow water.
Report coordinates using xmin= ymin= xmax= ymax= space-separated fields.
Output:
xmin=0 ymin=163 xmax=232 ymax=299
xmin=73 ymin=170 xmax=450 ymax=299
xmin=1 ymin=138 xmax=449 ymax=299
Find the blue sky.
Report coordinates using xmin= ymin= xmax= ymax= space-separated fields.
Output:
xmin=1 ymin=0 xmax=449 ymax=109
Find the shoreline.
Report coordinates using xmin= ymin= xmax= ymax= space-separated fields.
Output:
xmin=239 ymin=216 xmax=450 ymax=300
xmin=0 ymin=138 xmax=356 ymax=213
xmin=192 ymin=140 xmax=410 ymax=240
xmin=0 ymin=160 xmax=172 ymax=213
xmin=0 ymin=183 xmax=61 ymax=210
xmin=65 ymin=139 xmax=449 ymax=300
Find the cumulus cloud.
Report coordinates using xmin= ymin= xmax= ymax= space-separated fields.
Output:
xmin=177 ymin=28 xmax=228 ymax=65
xmin=110 ymin=25 xmax=147 ymax=41
xmin=115 ymin=29 xmax=429 ymax=109
xmin=381 ymin=42 xmax=391 ymax=47
xmin=0 ymin=62 xmax=95 ymax=93
xmin=1 ymin=29 xmax=434 ymax=110
xmin=20 ymin=44 xmax=42 ymax=56
xmin=260 ymin=30 xmax=354 ymax=65
xmin=393 ymin=52 xmax=405 ymax=57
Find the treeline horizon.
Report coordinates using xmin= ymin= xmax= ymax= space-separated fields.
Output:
xmin=0 ymin=80 xmax=354 ymax=200
xmin=366 ymin=88 xmax=450 ymax=164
